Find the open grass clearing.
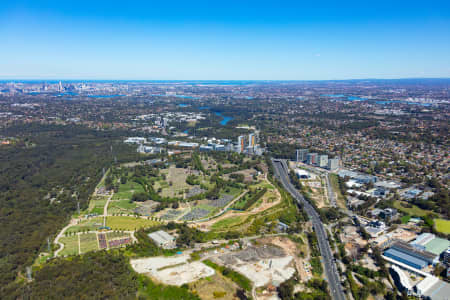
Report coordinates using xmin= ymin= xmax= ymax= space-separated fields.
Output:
xmin=59 ymin=235 xmax=79 ymax=256
xmin=434 ymin=219 xmax=450 ymax=234
xmin=393 ymin=201 xmax=431 ymax=217
xmin=79 ymin=233 xmax=99 ymax=253
xmin=211 ymin=215 xmax=248 ymax=231
xmin=401 ymin=215 xmax=412 ymax=224
xmin=106 ymin=216 xmax=159 ymax=231
xmin=220 ymin=186 xmax=242 ymax=198
xmin=88 ymin=197 xmax=108 ymax=215
xmin=66 ymin=217 xmax=103 ymax=234
xmin=189 ymin=273 xmax=237 ymax=300
xmin=112 ymin=180 xmax=146 ymax=200
xmin=108 ymin=199 xmax=137 ymax=214
xmin=107 ymin=231 xmax=131 ymax=240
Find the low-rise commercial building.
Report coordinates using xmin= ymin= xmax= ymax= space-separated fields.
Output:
xmin=384 ymin=241 xmax=439 ymax=270
xmin=148 ymin=230 xmax=176 ymax=249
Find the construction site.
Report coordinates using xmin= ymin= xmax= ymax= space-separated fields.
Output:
xmin=130 ymin=255 xmax=215 ymax=286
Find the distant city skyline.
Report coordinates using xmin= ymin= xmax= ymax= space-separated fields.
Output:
xmin=1 ymin=0 xmax=449 ymax=80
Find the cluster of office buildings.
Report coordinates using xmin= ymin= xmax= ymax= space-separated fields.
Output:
xmin=124 ymin=132 xmax=264 ymax=156
xmin=295 ymin=149 xmax=339 ymax=170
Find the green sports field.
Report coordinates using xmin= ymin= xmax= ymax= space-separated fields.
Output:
xmin=106 ymin=216 xmax=159 ymax=231
xmin=434 ymin=219 xmax=450 ymax=234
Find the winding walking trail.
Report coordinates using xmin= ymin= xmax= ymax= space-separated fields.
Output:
xmin=53 ymin=218 xmax=79 ymax=257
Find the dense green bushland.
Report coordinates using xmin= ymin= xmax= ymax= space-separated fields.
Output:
xmin=0 ymin=124 xmax=137 ymax=296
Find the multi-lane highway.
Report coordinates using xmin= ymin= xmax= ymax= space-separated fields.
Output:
xmin=272 ymin=158 xmax=346 ymax=300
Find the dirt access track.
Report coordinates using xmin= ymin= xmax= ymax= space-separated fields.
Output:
xmin=193 ymin=176 xmax=282 ymax=231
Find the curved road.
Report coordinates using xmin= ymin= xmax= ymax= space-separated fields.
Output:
xmin=272 ymin=158 xmax=346 ymax=300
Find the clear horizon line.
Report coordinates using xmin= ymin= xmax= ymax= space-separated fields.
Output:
xmin=1 ymin=77 xmax=450 ymax=82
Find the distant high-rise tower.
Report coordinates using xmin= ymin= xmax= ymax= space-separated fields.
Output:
xmin=319 ymin=155 xmax=328 ymax=168
xmin=296 ymin=149 xmax=308 ymax=162
xmin=238 ymin=136 xmax=245 ymax=153
xmin=58 ymin=81 xmax=63 ymax=92
xmin=306 ymin=153 xmax=318 ymax=165
xmin=328 ymin=158 xmax=340 ymax=171
xmin=248 ymin=133 xmax=255 ymax=147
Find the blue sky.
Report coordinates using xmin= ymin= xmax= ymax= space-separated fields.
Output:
xmin=1 ymin=0 xmax=449 ymax=80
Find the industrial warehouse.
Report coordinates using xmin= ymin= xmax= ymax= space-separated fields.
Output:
xmin=382 ymin=233 xmax=450 ymax=300
xmin=384 ymin=241 xmax=439 ymax=270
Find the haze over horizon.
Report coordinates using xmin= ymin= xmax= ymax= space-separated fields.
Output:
xmin=1 ymin=0 xmax=450 ymax=80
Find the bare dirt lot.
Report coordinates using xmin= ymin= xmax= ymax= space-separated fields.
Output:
xmin=212 ymin=244 xmax=295 ymax=287
xmin=260 ymin=236 xmax=311 ymax=282
xmin=130 ymin=255 xmax=215 ymax=286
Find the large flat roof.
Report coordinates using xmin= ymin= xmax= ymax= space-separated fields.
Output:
xmin=148 ymin=230 xmax=175 ymax=245
xmin=424 ymin=237 xmax=450 ymax=255
xmin=392 ymin=241 xmax=437 ymax=262
xmin=423 ymin=279 xmax=450 ymax=300
xmin=384 ymin=248 xmax=428 ymax=269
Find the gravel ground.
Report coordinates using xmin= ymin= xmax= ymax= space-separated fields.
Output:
xmin=186 ymin=187 xmax=205 ymax=198
xmin=161 ymin=209 xmax=183 ymax=220
xmin=209 ymin=195 xmax=234 ymax=208
xmin=182 ymin=208 xmax=210 ymax=221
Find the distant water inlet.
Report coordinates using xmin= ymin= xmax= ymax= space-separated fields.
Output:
xmin=214 ymin=112 xmax=233 ymax=125
xmin=322 ymin=94 xmax=367 ymax=101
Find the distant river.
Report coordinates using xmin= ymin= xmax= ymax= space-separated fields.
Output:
xmin=214 ymin=112 xmax=233 ymax=125
xmin=87 ymin=94 xmax=124 ymax=98
xmin=322 ymin=94 xmax=367 ymax=101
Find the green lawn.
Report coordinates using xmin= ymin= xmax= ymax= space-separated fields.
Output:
xmin=88 ymin=197 xmax=107 ymax=215
xmin=220 ymin=186 xmax=242 ymax=198
xmin=194 ymin=203 xmax=216 ymax=213
xmin=231 ymin=194 xmax=250 ymax=210
xmin=79 ymin=233 xmax=99 ymax=253
xmin=59 ymin=235 xmax=79 ymax=256
xmin=256 ymin=182 xmax=275 ymax=190
xmin=401 ymin=215 xmax=411 ymax=224
xmin=112 ymin=181 xmax=145 ymax=200
xmin=66 ymin=217 xmax=103 ymax=234
xmin=106 ymin=231 xmax=131 ymax=240
xmin=108 ymin=199 xmax=137 ymax=214
xmin=211 ymin=216 xmax=247 ymax=231
xmin=106 ymin=216 xmax=159 ymax=231
xmin=434 ymin=219 xmax=450 ymax=234
xmin=393 ymin=201 xmax=431 ymax=217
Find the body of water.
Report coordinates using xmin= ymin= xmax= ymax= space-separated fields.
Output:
xmin=323 ymin=94 xmax=367 ymax=101
xmin=178 ymin=103 xmax=188 ymax=107
xmin=321 ymin=94 xmax=345 ymax=98
xmin=347 ymin=96 xmax=367 ymax=101
xmin=174 ymin=95 xmax=198 ymax=99
xmin=215 ymin=112 xmax=233 ymax=125
xmin=199 ymin=106 xmax=210 ymax=110
xmin=87 ymin=94 xmax=124 ymax=98
xmin=57 ymin=92 xmax=79 ymax=96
